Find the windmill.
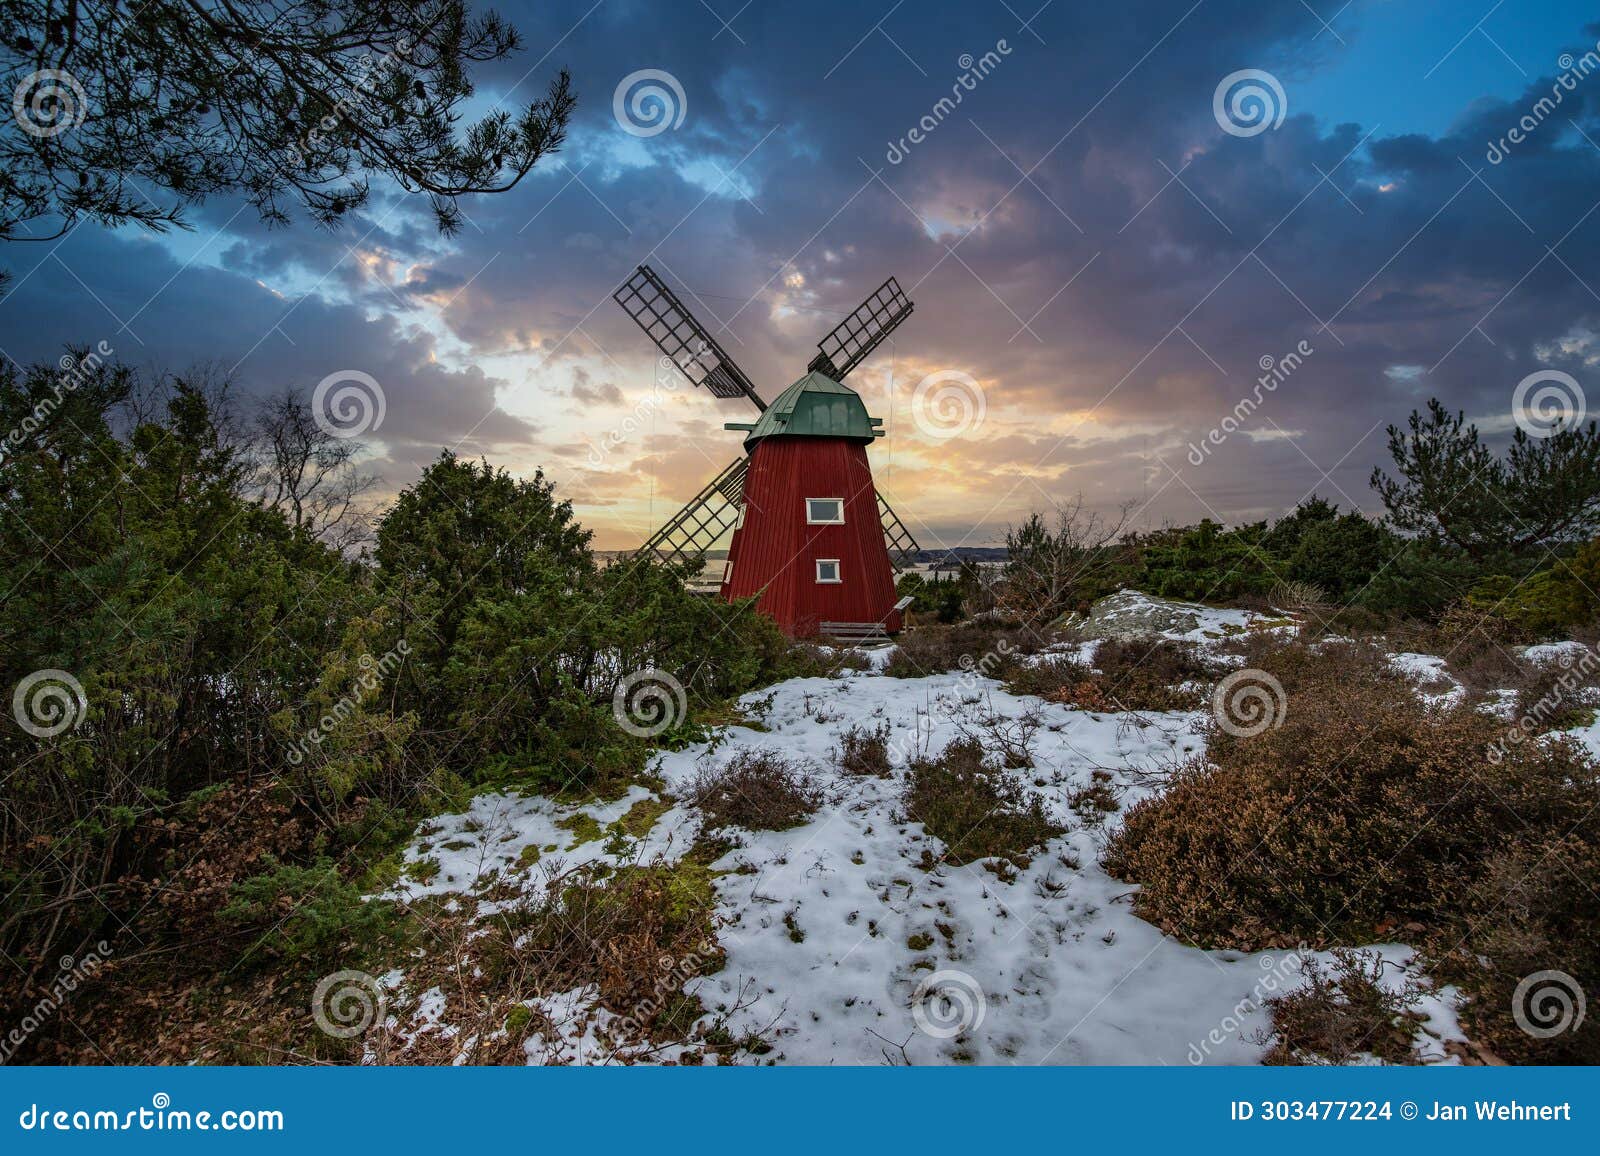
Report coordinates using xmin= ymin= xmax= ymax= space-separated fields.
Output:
xmin=613 ymin=264 xmax=921 ymax=639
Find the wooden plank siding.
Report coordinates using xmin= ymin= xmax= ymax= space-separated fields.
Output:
xmin=720 ymin=436 xmax=902 ymax=637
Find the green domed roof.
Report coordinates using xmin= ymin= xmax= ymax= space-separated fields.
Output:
xmin=724 ymin=371 xmax=884 ymax=449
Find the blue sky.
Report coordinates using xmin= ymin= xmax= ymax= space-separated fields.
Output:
xmin=4 ymin=0 xmax=1599 ymax=548
xmin=1293 ymin=0 xmax=1596 ymax=135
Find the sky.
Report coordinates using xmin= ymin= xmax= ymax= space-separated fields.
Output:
xmin=3 ymin=0 xmax=1600 ymax=550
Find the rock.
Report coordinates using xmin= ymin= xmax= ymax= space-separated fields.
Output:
xmin=1077 ymin=589 xmax=1205 ymax=640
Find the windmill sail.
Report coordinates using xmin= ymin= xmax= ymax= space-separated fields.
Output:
xmin=808 ymin=276 xmax=914 ymax=381
xmin=876 ymin=489 xmax=920 ymax=570
xmin=613 ymin=265 xmax=765 ymax=411
xmin=637 ymin=456 xmax=749 ymax=566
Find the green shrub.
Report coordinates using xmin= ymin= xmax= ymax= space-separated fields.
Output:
xmin=1465 ymin=541 xmax=1600 ymax=640
xmin=896 ymin=572 xmax=965 ymax=623
xmin=1284 ymin=514 xmax=1396 ymax=601
xmin=221 ymin=858 xmax=399 ymax=966
xmin=1136 ymin=520 xmax=1279 ymax=603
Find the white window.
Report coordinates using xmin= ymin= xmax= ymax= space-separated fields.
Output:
xmin=806 ymin=498 xmax=845 ymax=524
xmin=815 ymin=559 xmax=841 ymax=584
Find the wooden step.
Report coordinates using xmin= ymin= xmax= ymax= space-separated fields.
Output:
xmin=819 ymin=621 xmax=892 ymax=644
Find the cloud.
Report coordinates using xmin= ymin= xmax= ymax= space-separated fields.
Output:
xmin=5 ymin=0 xmax=1600 ymax=548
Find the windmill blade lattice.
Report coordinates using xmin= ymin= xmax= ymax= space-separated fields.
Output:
xmin=637 ymin=456 xmax=750 ymax=566
xmin=613 ymin=265 xmax=765 ymax=411
xmin=876 ymin=489 xmax=921 ymax=570
xmin=808 ymin=276 xmax=914 ymax=381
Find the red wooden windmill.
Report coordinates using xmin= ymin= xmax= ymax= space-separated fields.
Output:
xmin=613 ymin=265 xmax=921 ymax=639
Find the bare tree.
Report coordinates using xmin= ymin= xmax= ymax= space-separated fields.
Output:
xmin=254 ymin=388 xmax=379 ymax=549
xmin=999 ymin=495 xmax=1136 ymax=627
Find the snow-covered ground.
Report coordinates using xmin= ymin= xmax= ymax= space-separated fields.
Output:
xmin=379 ymin=593 xmax=1522 ymax=1066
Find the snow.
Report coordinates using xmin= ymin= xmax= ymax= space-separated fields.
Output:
xmin=1082 ymin=588 xmax=1271 ymax=644
xmin=1523 ymin=641 xmax=1591 ymax=665
xmin=383 ymin=617 xmax=1474 ymax=1065
xmin=1386 ymin=651 xmax=1466 ymax=708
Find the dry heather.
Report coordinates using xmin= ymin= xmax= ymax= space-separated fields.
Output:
xmin=1006 ymin=635 xmax=1221 ymax=712
xmin=686 ymin=750 xmax=823 ymax=832
xmin=1260 ymin=950 xmax=1423 ymax=1066
xmin=835 ymin=722 xmax=893 ymax=777
xmin=359 ymin=852 xmax=773 ymax=1066
xmin=1103 ymin=632 xmax=1600 ymax=1062
xmin=882 ymin=619 xmax=1044 ymax=679
xmin=902 ymin=737 xmax=1063 ymax=868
